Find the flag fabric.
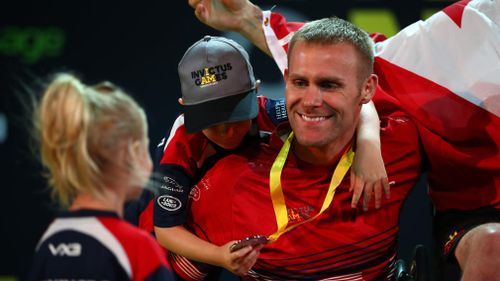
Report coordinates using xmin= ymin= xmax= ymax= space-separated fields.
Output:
xmin=262 ymin=0 xmax=500 ymax=211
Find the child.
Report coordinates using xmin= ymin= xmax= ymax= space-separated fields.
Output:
xmin=27 ymin=74 xmax=175 ymax=281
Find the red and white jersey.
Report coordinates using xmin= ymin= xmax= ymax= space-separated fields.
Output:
xmin=261 ymin=0 xmax=500 ymax=212
xmin=187 ymin=115 xmax=421 ymax=280
xmin=27 ymin=209 xmax=174 ymax=281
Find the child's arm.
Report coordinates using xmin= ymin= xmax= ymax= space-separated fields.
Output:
xmin=350 ymin=100 xmax=390 ymax=211
xmin=154 ymin=225 xmax=261 ymax=276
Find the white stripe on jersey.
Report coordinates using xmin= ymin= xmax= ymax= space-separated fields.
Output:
xmin=247 ymin=270 xmax=364 ymax=281
xmin=247 ymin=255 xmax=396 ymax=280
xmin=375 ymin=0 xmax=500 ymax=117
xmin=36 ymin=217 xmax=132 ymax=279
xmin=172 ymin=253 xmax=206 ymax=280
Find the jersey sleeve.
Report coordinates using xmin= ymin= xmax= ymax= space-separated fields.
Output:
xmin=99 ymin=218 xmax=175 ymax=281
xmin=255 ymin=96 xmax=288 ymax=134
xmin=153 ymin=115 xmax=215 ymax=227
xmin=154 ymin=164 xmax=193 ymax=227
xmin=132 ymin=232 xmax=175 ymax=281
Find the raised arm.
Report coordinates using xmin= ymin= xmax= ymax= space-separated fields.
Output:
xmin=188 ymin=0 xmax=271 ymax=56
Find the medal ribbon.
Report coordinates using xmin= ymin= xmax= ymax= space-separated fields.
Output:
xmin=267 ymin=131 xmax=354 ymax=242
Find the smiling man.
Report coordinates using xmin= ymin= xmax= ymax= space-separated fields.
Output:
xmin=285 ymin=40 xmax=375 ymax=164
xmin=187 ymin=0 xmax=500 ymax=279
xmin=183 ymin=17 xmax=421 ymax=280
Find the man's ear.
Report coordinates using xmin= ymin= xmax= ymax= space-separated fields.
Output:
xmin=284 ymin=68 xmax=289 ymax=82
xmin=361 ymin=74 xmax=378 ymax=104
xmin=178 ymin=98 xmax=184 ymax=105
xmin=255 ymin=79 xmax=261 ymax=93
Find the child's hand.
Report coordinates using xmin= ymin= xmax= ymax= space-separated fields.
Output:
xmin=219 ymin=241 xmax=263 ymax=276
xmin=350 ymin=148 xmax=390 ymax=211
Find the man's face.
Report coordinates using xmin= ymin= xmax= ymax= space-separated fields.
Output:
xmin=285 ymin=41 xmax=373 ymax=150
xmin=202 ymin=119 xmax=252 ymax=149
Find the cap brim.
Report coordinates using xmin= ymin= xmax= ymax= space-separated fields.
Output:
xmin=183 ymin=90 xmax=258 ymax=134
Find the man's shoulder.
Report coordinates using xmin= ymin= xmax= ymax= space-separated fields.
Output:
xmin=380 ymin=115 xmax=418 ymax=141
xmin=380 ymin=115 xmax=421 ymax=177
xmin=256 ymin=95 xmax=288 ymax=129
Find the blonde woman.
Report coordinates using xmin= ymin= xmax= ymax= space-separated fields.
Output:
xmin=27 ymin=73 xmax=175 ymax=281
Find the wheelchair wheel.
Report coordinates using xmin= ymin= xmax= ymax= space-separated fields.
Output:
xmin=395 ymin=259 xmax=411 ymax=281
xmin=409 ymin=244 xmax=430 ymax=281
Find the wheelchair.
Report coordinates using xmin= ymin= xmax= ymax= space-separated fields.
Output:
xmin=395 ymin=244 xmax=432 ymax=281
xmin=212 ymin=244 xmax=433 ymax=281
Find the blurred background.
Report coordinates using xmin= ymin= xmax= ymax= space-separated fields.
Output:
xmin=0 ymin=1 xmax=453 ymax=280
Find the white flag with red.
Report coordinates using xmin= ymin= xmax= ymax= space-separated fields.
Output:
xmin=262 ymin=0 xmax=500 ymax=211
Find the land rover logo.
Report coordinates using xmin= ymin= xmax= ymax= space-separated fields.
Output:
xmin=157 ymin=195 xmax=182 ymax=211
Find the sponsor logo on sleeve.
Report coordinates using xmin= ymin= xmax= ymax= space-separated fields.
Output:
xmin=157 ymin=195 xmax=182 ymax=211
xmin=160 ymin=176 xmax=184 ymax=193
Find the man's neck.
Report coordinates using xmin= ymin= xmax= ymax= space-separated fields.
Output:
xmin=292 ymin=136 xmax=353 ymax=166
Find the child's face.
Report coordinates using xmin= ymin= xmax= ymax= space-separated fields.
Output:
xmin=202 ymin=120 xmax=252 ymax=149
xmin=126 ymin=137 xmax=153 ymax=200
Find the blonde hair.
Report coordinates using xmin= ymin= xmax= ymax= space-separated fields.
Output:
xmin=35 ymin=73 xmax=149 ymax=207
xmin=288 ymin=17 xmax=375 ymax=84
